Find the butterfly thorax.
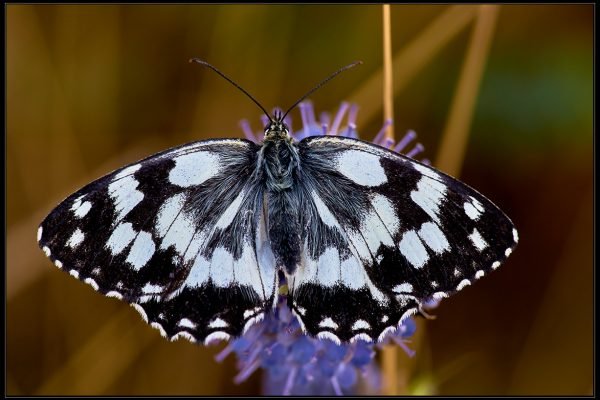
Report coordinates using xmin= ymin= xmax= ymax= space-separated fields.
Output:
xmin=260 ymin=120 xmax=300 ymax=192
xmin=259 ymin=120 xmax=302 ymax=274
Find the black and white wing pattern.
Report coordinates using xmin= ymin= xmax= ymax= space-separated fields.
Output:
xmin=37 ymin=139 xmax=277 ymax=345
xmin=288 ymin=136 xmax=518 ymax=344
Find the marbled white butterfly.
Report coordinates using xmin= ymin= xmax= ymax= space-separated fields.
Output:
xmin=38 ymin=61 xmax=518 ymax=345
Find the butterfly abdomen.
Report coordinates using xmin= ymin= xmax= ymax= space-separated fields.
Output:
xmin=268 ymin=191 xmax=302 ymax=274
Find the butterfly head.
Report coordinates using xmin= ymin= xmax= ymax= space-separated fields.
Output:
xmin=263 ymin=112 xmax=290 ymax=140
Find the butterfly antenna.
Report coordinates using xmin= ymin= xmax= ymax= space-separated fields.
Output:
xmin=281 ymin=61 xmax=363 ymax=121
xmin=190 ymin=58 xmax=273 ymax=123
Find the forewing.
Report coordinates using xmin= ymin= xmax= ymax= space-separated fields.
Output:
xmin=38 ymin=139 xmax=277 ymax=345
xmin=289 ymin=136 xmax=517 ymax=343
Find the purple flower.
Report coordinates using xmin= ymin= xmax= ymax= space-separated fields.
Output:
xmin=215 ymin=101 xmax=429 ymax=395
xmin=239 ymin=100 xmax=429 ymax=166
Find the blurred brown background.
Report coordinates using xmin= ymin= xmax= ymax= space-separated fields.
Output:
xmin=6 ymin=4 xmax=592 ymax=395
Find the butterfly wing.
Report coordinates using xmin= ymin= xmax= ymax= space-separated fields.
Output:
xmin=38 ymin=139 xmax=277 ymax=344
xmin=289 ymin=136 xmax=518 ymax=343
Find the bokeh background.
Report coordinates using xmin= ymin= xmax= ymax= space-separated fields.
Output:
xmin=6 ymin=4 xmax=592 ymax=395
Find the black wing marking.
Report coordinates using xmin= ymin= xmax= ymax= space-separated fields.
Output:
xmin=288 ymin=135 xmax=517 ymax=343
xmin=38 ymin=139 xmax=278 ymax=345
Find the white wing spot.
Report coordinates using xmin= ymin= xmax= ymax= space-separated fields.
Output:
xmin=464 ymin=202 xmax=481 ymax=220
xmin=360 ymin=208 xmax=395 ymax=254
xmin=317 ymin=331 xmax=341 ymax=345
xmin=505 ymin=247 xmax=513 ymax=257
xmin=157 ymin=194 xmax=196 ymax=256
xmin=396 ymin=296 xmax=411 ymax=308
xmin=316 ymin=247 xmax=341 ymax=287
xmin=170 ymin=332 xmax=196 ymax=343
xmin=243 ymin=313 xmax=265 ymax=334
xmin=210 ymin=247 xmax=234 ymax=287
xmin=183 ymin=255 xmax=210 ymax=288
xmin=108 ymin=175 xmax=143 ymax=223
xmin=69 ymin=269 xmax=79 ymax=279
xmin=418 ymin=222 xmax=450 ymax=254
xmin=513 ymin=228 xmax=519 ymax=243
xmin=214 ymin=190 xmax=246 ymax=229
xmin=335 ymin=150 xmax=387 ymax=187
xmin=142 ymin=283 xmax=163 ymax=294
xmin=392 ymin=283 xmax=413 ymax=293
xmin=243 ymin=309 xmax=255 ymax=319
xmin=37 ymin=226 xmax=43 ymax=242
xmin=453 ymin=268 xmax=461 ymax=277
xmin=255 ymin=213 xmax=277 ymax=300
xmin=350 ymin=333 xmax=373 ymax=343
xmin=296 ymin=245 xmax=387 ymax=305
xmin=492 ymin=261 xmax=501 ymax=270
xmin=156 ymin=194 xmax=185 ymax=237
xmin=351 ymin=320 xmax=371 ymax=331
xmin=54 ymin=260 xmax=63 ymax=269
xmin=378 ymin=326 xmax=397 ymax=342
xmin=151 ymin=322 xmax=167 ymax=338
xmin=114 ymin=164 xmax=141 ymax=180
xmin=412 ymin=163 xmax=441 ymax=180
xmin=347 ymin=229 xmax=372 ymax=262
xmin=296 ymin=306 xmax=307 ymax=316
xmin=341 ymin=253 xmax=366 ymax=290
xmin=131 ymin=303 xmax=148 ymax=322
xmin=410 ymin=176 xmax=447 ymax=224
xmin=431 ymin=281 xmax=438 ymax=288
xmin=208 ymin=318 xmax=228 ymax=329
xmin=232 ymin=240 xmax=266 ymax=300
xmin=169 ymin=151 xmax=222 ymax=187
xmin=432 ymin=291 xmax=449 ymax=299
xmin=139 ymin=293 xmax=157 ymax=304
xmin=296 ymin=242 xmax=317 ymax=284
xmin=469 ymin=228 xmax=488 ymax=251
xmin=318 ymin=317 xmax=339 ymax=330
xmin=456 ymin=279 xmax=471 ymax=291
xmin=475 ymin=270 xmax=485 ymax=279
xmin=470 ymin=196 xmax=485 ymax=212
xmin=204 ymin=331 xmax=231 ymax=346
xmin=370 ymin=193 xmax=400 ymax=235
xmin=183 ymin=229 xmax=208 ymax=263
xmin=178 ymin=318 xmax=197 ymax=329
xmin=71 ymin=200 xmax=92 ymax=218
xmin=381 ymin=315 xmax=389 ymax=323
xmin=66 ymin=229 xmax=85 ymax=249
xmin=106 ymin=291 xmax=123 ymax=300
xmin=399 ymin=308 xmax=418 ymax=326
xmin=311 ymin=191 xmax=342 ymax=231
xmin=84 ymin=278 xmax=99 ymax=290
xmin=43 ymin=246 xmax=51 ymax=257
xmin=339 ymin=256 xmax=388 ymax=304
xmin=399 ymin=230 xmax=429 ymax=269
xmin=126 ymin=231 xmax=156 ymax=270
xmin=106 ymin=223 xmax=136 ymax=255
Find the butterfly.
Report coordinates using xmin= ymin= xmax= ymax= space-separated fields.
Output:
xmin=38 ymin=60 xmax=518 ymax=345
